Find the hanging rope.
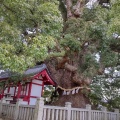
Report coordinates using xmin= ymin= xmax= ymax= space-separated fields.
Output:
xmin=56 ymin=85 xmax=90 ymax=95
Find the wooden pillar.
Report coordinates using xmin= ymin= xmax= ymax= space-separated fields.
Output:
xmin=14 ymin=86 xmax=17 ymax=96
xmin=25 ymin=84 xmax=27 ymax=96
xmin=28 ymin=82 xmax=32 ymax=104
xmin=8 ymin=86 xmax=10 ymax=93
xmin=0 ymin=98 xmax=6 ymax=117
xmin=102 ymin=106 xmax=107 ymax=120
xmin=86 ymin=104 xmax=91 ymax=120
xmin=1 ymin=89 xmax=4 ymax=99
xmin=13 ymin=99 xmax=22 ymax=120
xmin=34 ymin=97 xmax=44 ymax=120
xmin=16 ymin=84 xmax=22 ymax=99
xmin=65 ymin=102 xmax=72 ymax=120
xmin=114 ymin=109 xmax=119 ymax=120
xmin=41 ymin=82 xmax=44 ymax=96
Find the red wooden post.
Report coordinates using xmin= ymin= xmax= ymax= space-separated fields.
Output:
xmin=14 ymin=86 xmax=17 ymax=96
xmin=16 ymin=83 xmax=22 ymax=99
xmin=8 ymin=86 xmax=10 ymax=93
xmin=1 ymin=89 xmax=4 ymax=98
xmin=25 ymin=84 xmax=27 ymax=96
xmin=28 ymin=82 xmax=32 ymax=104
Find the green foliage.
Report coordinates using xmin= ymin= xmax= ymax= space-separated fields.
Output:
xmin=90 ymin=75 xmax=120 ymax=110
xmin=63 ymin=4 xmax=119 ymax=75
xmin=108 ymin=0 xmax=120 ymax=34
xmin=61 ymin=34 xmax=81 ymax=52
xmin=0 ymin=0 xmax=63 ymax=72
xmin=42 ymin=85 xmax=58 ymax=104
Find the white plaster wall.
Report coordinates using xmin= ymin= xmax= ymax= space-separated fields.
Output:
xmin=30 ymin=84 xmax=42 ymax=97
xmin=21 ymin=101 xmax=28 ymax=105
xmin=29 ymin=98 xmax=37 ymax=105
xmin=9 ymin=87 xmax=15 ymax=95
xmin=26 ymin=84 xmax=29 ymax=96
xmin=4 ymin=88 xmax=8 ymax=94
xmin=20 ymin=86 xmax=26 ymax=96
xmin=15 ymin=87 xmax=18 ymax=96
xmin=32 ymin=79 xmax=43 ymax=85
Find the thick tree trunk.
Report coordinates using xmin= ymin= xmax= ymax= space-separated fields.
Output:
xmin=53 ymin=90 xmax=90 ymax=108
xmin=45 ymin=58 xmax=91 ymax=108
xmin=44 ymin=0 xmax=92 ymax=108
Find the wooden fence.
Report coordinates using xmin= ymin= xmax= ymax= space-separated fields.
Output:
xmin=0 ymin=98 xmax=119 ymax=120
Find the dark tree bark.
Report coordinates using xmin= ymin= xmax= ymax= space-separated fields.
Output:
xmin=44 ymin=0 xmax=91 ymax=108
xmin=45 ymin=57 xmax=91 ymax=108
xmin=45 ymin=0 xmax=113 ymax=108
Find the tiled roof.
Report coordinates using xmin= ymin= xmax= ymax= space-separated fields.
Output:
xmin=0 ymin=71 xmax=11 ymax=79
xmin=24 ymin=64 xmax=47 ymax=75
xmin=0 ymin=64 xmax=49 ymax=80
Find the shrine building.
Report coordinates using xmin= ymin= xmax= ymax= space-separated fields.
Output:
xmin=0 ymin=64 xmax=56 ymax=105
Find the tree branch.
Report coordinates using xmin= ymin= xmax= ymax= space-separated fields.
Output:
xmin=65 ymin=0 xmax=73 ymax=18
xmin=73 ymin=0 xmax=81 ymax=17
xmin=3 ymin=3 xmax=17 ymax=14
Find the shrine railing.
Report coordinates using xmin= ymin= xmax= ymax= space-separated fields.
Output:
xmin=0 ymin=98 xmax=119 ymax=120
xmin=17 ymin=105 xmax=35 ymax=120
xmin=1 ymin=103 xmax=15 ymax=119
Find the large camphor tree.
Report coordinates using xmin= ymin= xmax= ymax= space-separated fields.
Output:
xmin=0 ymin=0 xmax=120 ymax=108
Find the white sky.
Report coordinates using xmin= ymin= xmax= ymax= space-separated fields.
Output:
xmin=86 ymin=0 xmax=98 ymax=9
xmin=0 ymin=70 xmax=4 ymax=74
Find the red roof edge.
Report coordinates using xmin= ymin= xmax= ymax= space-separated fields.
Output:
xmin=32 ymin=69 xmax=56 ymax=86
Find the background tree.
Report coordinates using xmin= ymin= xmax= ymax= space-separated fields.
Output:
xmin=90 ymin=67 xmax=120 ymax=110
xmin=0 ymin=0 xmax=120 ymax=108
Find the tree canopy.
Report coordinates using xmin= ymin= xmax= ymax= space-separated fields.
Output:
xmin=0 ymin=0 xmax=63 ymax=72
